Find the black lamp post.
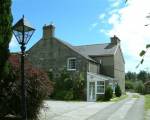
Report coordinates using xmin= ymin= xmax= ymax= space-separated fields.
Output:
xmin=13 ymin=15 xmax=35 ymax=120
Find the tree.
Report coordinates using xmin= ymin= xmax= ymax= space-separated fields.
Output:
xmin=0 ymin=0 xmax=13 ymax=118
xmin=125 ymin=80 xmax=134 ymax=90
xmin=0 ymin=0 xmax=13 ymax=80
xmin=137 ymin=70 xmax=148 ymax=83
xmin=134 ymin=81 xmax=145 ymax=94
xmin=115 ymin=84 xmax=122 ymax=97
xmin=125 ymin=71 xmax=137 ymax=81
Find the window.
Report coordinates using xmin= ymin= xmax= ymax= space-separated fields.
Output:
xmin=97 ymin=81 xmax=105 ymax=94
xmin=67 ymin=58 xmax=76 ymax=70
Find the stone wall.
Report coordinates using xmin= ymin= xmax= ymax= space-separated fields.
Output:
xmin=114 ymin=46 xmax=125 ymax=93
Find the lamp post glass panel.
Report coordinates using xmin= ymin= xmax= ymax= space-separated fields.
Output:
xmin=13 ymin=15 xmax=35 ymax=120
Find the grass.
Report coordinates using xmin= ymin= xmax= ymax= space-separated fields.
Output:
xmin=111 ymin=94 xmax=128 ymax=102
xmin=145 ymin=94 xmax=150 ymax=110
xmin=144 ymin=94 xmax=150 ymax=120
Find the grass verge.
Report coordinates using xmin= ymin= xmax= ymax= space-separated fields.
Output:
xmin=144 ymin=94 xmax=150 ymax=120
xmin=145 ymin=94 xmax=150 ymax=110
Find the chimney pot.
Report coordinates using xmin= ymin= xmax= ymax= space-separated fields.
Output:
xmin=111 ymin=35 xmax=120 ymax=45
xmin=43 ymin=24 xmax=55 ymax=39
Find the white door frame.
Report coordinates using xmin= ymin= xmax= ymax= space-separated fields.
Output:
xmin=88 ymin=81 xmax=96 ymax=102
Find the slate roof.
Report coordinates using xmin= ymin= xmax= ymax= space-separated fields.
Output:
xmin=54 ymin=37 xmax=96 ymax=62
xmin=54 ymin=37 xmax=118 ymax=62
xmin=75 ymin=43 xmax=118 ymax=56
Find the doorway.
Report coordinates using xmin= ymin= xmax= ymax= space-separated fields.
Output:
xmin=88 ymin=82 xmax=96 ymax=101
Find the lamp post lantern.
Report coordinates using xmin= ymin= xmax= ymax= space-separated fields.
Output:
xmin=13 ymin=15 xmax=35 ymax=120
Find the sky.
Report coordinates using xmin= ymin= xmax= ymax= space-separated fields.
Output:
xmin=10 ymin=0 xmax=150 ymax=73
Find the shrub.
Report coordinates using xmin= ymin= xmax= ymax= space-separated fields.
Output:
xmin=115 ymin=84 xmax=122 ymax=97
xmin=125 ymin=80 xmax=134 ymax=90
xmin=134 ymin=81 xmax=145 ymax=94
xmin=0 ymin=55 xmax=53 ymax=119
xmin=64 ymin=90 xmax=74 ymax=100
xmin=53 ymin=90 xmax=68 ymax=100
xmin=104 ymin=86 xmax=113 ymax=101
xmin=96 ymin=95 xmax=105 ymax=101
xmin=51 ymin=69 xmax=85 ymax=100
xmin=73 ymin=73 xmax=85 ymax=100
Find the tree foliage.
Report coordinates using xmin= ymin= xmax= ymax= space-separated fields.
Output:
xmin=125 ymin=80 xmax=134 ymax=90
xmin=137 ymin=70 xmax=148 ymax=83
xmin=134 ymin=81 xmax=145 ymax=94
xmin=125 ymin=71 xmax=137 ymax=81
xmin=0 ymin=54 xmax=53 ymax=119
xmin=125 ymin=71 xmax=150 ymax=93
xmin=0 ymin=0 xmax=13 ymax=80
xmin=51 ymin=69 xmax=85 ymax=100
xmin=126 ymin=71 xmax=150 ymax=83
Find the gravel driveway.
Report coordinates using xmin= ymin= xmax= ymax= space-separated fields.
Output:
xmin=39 ymin=93 xmax=144 ymax=120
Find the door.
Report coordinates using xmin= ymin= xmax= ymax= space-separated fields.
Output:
xmin=89 ymin=82 xmax=96 ymax=101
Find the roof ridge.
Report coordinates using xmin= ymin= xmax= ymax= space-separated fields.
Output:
xmin=74 ymin=43 xmax=109 ymax=47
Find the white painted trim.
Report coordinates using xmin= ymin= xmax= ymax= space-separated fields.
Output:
xmin=87 ymin=72 xmax=111 ymax=101
xmin=87 ymin=72 xmax=114 ymax=81
xmin=67 ymin=57 xmax=76 ymax=71
xmin=96 ymin=81 xmax=105 ymax=94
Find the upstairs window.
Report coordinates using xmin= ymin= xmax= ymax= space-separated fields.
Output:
xmin=67 ymin=58 xmax=76 ymax=70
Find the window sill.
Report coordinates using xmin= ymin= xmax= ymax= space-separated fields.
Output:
xmin=67 ymin=69 xmax=76 ymax=71
xmin=96 ymin=93 xmax=105 ymax=94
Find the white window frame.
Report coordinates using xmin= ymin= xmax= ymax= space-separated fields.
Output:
xmin=67 ymin=57 xmax=77 ymax=71
xmin=96 ymin=81 xmax=105 ymax=94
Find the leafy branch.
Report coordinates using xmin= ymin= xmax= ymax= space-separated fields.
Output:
xmin=136 ymin=44 xmax=150 ymax=68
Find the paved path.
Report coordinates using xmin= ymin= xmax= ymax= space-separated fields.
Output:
xmin=87 ymin=93 xmax=144 ymax=120
xmin=39 ymin=93 xmax=144 ymax=120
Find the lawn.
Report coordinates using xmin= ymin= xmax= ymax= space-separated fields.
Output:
xmin=145 ymin=94 xmax=150 ymax=110
xmin=144 ymin=94 xmax=150 ymax=120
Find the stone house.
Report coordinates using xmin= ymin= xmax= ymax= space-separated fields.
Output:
xmin=27 ymin=24 xmax=125 ymax=101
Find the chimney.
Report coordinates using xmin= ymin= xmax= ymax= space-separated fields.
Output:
xmin=111 ymin=35 xmax=120 ymax=45
xmin=43 ymin=24 xmax=55 ymax=39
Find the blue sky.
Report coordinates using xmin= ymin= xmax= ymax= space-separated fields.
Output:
xmin=10 ymin=0 xmax=150 ymax=72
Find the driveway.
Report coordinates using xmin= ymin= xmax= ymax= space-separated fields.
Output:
xmin=39 ymin=93 xmax=144 ymax=120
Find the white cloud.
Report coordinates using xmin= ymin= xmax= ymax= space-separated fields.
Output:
xmin=108 ymin=14 xmax=120 ymax=26
xmin=89 ymin=22 xmax=98 ymax=31
xmin=111 ymin=0 xmax=121 ymax=7
xmin=106 ymin=0 xmax=150 ymax=72
xmin=99 ymin=13 xmax=106 ymax=20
